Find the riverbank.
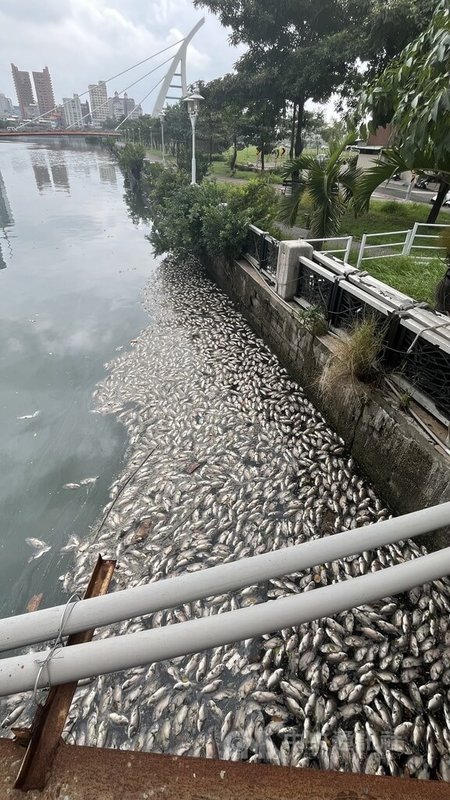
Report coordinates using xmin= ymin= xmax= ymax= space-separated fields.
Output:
xmin=203 ymin=252 xmax=450 ymax=547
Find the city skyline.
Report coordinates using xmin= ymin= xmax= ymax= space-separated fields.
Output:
xmin=0 ymin=2 xmax=244 ymax=117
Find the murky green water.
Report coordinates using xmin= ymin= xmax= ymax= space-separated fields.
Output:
xmin=0 ymin=139 xmax=154 ymax=617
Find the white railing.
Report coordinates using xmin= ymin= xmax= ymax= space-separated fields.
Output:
xmin=357 ymin=222 xmax=450 ymax=268
xmin=0 ymin=503 xmax=449 ymax=696
xmin=305 ymin=236 xmax=353 ymax=264
xmin=403 ymin=221 xmax=450 ymax=256
xmin=356 ymin=229 xmax=412 ymax=268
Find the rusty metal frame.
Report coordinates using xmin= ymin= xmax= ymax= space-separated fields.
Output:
xmin=14 ymin=555 xmax=115 ymax=791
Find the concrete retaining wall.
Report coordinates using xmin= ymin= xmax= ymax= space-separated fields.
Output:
xmin=204 ymin=254 xmax=450 ymax=549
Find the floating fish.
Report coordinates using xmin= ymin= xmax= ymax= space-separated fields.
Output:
xmin=2 ymin=254 xmax=450 ymax=782
xmin=17 ymin=410 xmax=39 ymax=420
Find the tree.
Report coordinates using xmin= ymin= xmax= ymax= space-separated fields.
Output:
xmin=194 ymin=0 xmax=435 ymax=159
xmin=358 ymin=0 xmax=450 ymax=222
xmin=279 ymin=134 xmax=361 ymax=241
xmin=117 ymin=143 xmax=146 ymax=182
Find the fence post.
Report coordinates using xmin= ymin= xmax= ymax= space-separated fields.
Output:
xmin=344 ymin=236 xmax=353 ymax=264
xmin=403 ymin=227 xmax=414 ymax=256
xmin=356 ymin=235 xmax=366 ymax=269
xmin=276 ymin=240 xmax=313 ymax=300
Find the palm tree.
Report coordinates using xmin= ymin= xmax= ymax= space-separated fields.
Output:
xmin=279 ymin=134 xmax=362 ymax=242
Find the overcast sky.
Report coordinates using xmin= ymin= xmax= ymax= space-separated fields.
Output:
xmin=0 ymin=0 xmax=244 ymax=112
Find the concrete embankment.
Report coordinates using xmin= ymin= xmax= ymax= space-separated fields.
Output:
xmin=204 ymin=254 xmax=450 ymax=549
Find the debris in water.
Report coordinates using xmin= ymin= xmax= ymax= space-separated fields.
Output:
xmin=17 ymin=410 xmax=39 ymax=420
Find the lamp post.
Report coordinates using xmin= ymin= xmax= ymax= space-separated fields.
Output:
xmin=183 ymin=93 xmax=204 ymax=185
xmin=159 ymin=109 xmax=166 ymax=167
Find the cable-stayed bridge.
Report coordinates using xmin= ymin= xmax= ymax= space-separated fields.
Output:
xmin=2 ymin=19 xmax=205 ymax=138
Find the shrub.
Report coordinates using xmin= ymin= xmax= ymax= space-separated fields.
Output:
xmin=117 ymin=143 xmax=146 ymax=182
xmin=143 ymin=170 xmax=280 ymax=263
xmin=319 ymin=317 xmax=384 ymax=401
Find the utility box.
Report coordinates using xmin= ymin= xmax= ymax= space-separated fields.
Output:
xmin=276 ymin=240 xmax=313 ymax=300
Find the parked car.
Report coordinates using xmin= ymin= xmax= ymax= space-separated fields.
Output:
xmin=430 ymin=191 xmax=450 ymax=206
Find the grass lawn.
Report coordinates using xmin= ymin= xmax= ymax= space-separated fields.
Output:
xmin=208 ymin=160 xmax=281 ymax=184
xmin=339 ymin=199 xmax=449 ymax=238
xmin=208 ymin=161 xmax=254 ymax=180
xmin=351 ymin=255 xmax=444 ymax=305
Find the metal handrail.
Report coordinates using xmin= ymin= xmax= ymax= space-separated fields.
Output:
xmin=1 ymin=504 xmax=449 ymax=654
xmin=1 ymin=543 xmax=450 ymax=696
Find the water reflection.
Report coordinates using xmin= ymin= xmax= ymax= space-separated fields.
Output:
xmin=50 ymin=163 xmax=70 ymax=192
xmin=0 ymin=139 xmax=154 ymax=615
xmin=99 ymin=162 xmax=117 ymax=185
xmin=0 ymin=168 xmax=14 ymax=269
xmin=32 ymin=162 xmax=51 ymax=193
xmin=30 ymin=149 xmax=70 ymax=193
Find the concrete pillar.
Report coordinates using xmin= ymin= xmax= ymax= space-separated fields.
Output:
xmin=276 ymin=240 xmax=314 ymax=300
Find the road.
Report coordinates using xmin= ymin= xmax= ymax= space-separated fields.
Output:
xmin=373 ymin=181 xmax=439 ymax=205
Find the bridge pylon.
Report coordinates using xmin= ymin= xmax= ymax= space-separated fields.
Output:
xmin=152 ymin=18 xmax=205 ymax=116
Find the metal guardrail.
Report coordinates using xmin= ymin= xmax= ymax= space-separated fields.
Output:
xmin=305 ymin=236 xmax=353 ymax=264
xmin=240 ymin=225 xmax=450 ymax=422
xmin=0 ymin=503 xmax=449 ymax=695
xmin=243 ymin=224 xmax=278 ymax=283
xmin=356 ymin=229 xmax=412 ymax=268
xmin=403 ymin=221 xmax=450 ymax=257
xmin=292 ymin=250 xmax=450 ymax=421
xmin=357 ymin=222 xmax=450 ymax=268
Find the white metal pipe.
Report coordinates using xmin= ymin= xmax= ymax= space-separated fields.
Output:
xmin=1 ymin=547 xmax=450 ymax=696
xmin=1 ymin=503 xmax=449 ymax=653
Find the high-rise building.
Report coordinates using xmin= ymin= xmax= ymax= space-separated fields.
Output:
xmin=11 ymin=63 xmax=35 ymax=119
xmin=108 ymin=91 xmax=142 ymax=121
xmin=88 ymin=81 xmax=108 ymax=126
xmin=63 ymin=94 xmax=82 ymax=129
xmin=32 ymin=66 xmax=55 ymax=116
xmin=80 ymin=100 xmax=90 ymax=124
xmin=0 ymin=94 xmax=13 ymax=119
xmin=108 ymin=91 xmax=124 ymax=121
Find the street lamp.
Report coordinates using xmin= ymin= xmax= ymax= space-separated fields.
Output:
xmin=159 ymin=108 xmax=166 ymax=167
xmin=183 ymin=93 xmax=204 ymax=184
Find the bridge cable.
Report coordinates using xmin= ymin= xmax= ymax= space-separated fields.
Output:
xmin=115 ymin=74 xmax=167 ymax=130
xmin=15 ymin=37 xmax=186 ymax=130
xmin=66 ymin=55 xmax=175 ymax=130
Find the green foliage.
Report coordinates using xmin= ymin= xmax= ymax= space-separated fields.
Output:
xmin=298 ymin=306 xmax=328 ymax=336
xmin=279 ymin=134 xmax=362 ymax=238
xmin=176 ymin=145 xmax=210 ymax=182
xmin=360 ymin=1 xmax=450 ymax=173
xmin=117 ymin=143 xmax=146 ymax=182
xmin=228 ymin=180 xmax=278 ymax=231
xmin=398 ymin=391 xmax=412 ymax=411
xmin=142 ymin=167 xmax=279 ymax=262
xmin=195 ymin=0 xmax=432 ymax=156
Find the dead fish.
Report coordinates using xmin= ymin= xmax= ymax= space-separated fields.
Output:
xmin=17 ymin=410 xmax=39 ymax=420
xmin=26 ymin=593 xmax=43 ymax=612
xmin=25 ymin=537 xmax=51 ymax=561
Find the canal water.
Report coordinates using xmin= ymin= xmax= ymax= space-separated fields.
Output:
xmin=0 ymin=139 xmax=154 ymax=618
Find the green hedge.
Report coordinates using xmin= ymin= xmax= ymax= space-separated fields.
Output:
xmin=142 ymin=165 xmax=279 ymax=261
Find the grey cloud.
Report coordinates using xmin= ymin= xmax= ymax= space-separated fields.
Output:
xmin=1 ymin=0 xmax=70 ymax=23
xmin=0 ymin=1 xmax=244 ymax=113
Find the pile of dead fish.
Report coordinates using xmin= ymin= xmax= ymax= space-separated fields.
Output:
xmin=2 ymin=255 xmax=450 ymax=781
